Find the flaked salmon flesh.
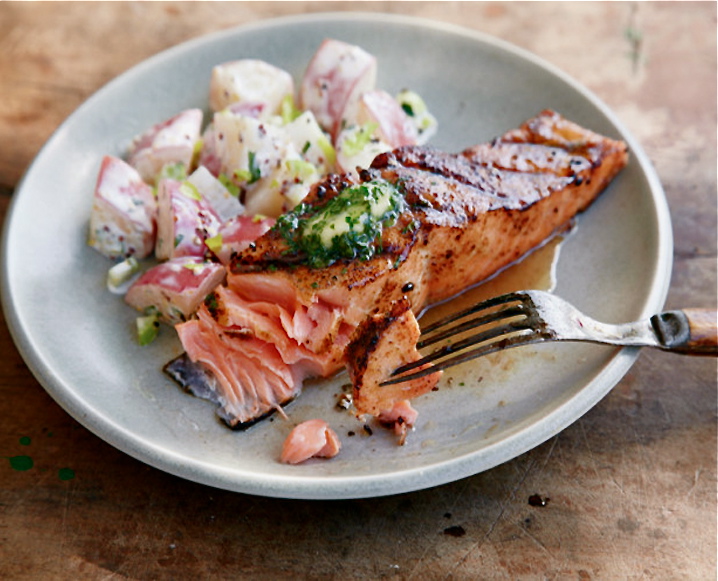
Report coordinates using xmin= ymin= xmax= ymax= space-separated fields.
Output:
xmin=172 ymin=110 xmax=628 ymax=429
xmin=280 ymin=419 xmax=342 ymax=464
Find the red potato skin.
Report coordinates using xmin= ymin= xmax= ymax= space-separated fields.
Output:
xmin=125 ymin=258 xmax=226 ymax=324
xmin=155 ymin=179 xmax=221 ymax=260
xmin=299 ymin=39 xmax=377 ymax=140
xmin=358 ymin=90 xmax=418 ymax=148
xmin=213 ymin=215 xmax=275 ymax=265
xmin=88 ymin=155 xmax=158 ymax=259
xmin=127 ymin=109 xmax=203 ymax=184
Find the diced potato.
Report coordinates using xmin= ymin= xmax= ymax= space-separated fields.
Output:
xmin=210 ymin=214 xmax=275 ymax=265
xmin=155 ymin=179 xmax=221 ymax=260
xmin=213 ymin=111 xmax=290 ymax=183
xmin=299 ymin=39 xmax=377 ymax=139
xmin=198 ymin=103 xmax=270 ymax=178
xmin=211 ymin=111 xmax=319 ymax=216
xmin=225 ymin=100 xmax=268 ymax=118
xmin=125 ymin=257 xmax=226 ymax=324
xmin=88 ymin=156 xmax=157 ymax=260
xmin=127 ymin=109 xmax=203 ymax=184
xmin=283 ymin=110 xmax=336 ymax=174
xmin=209 ymin=59 xmax=294 ymax=115
xmin=244 ymin=152 xmax=321 ymax=217
xmin=396 ymin=89 xmax=438 ymax=145
xmin=281 ymin=157 xmax=321 ymax=206
xmin=353 ymin=90 xmax=418 ymax=148
xmin=186 ymin=166 xmax=244 ymax=223
xmin=197 ymin=124 xmax=222 ymax=177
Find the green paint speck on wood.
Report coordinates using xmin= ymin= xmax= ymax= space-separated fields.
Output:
xmin=58 ymin=468 xmax=75 ymax=481
xmin=9 ymin=456 xmax=34 ymax=471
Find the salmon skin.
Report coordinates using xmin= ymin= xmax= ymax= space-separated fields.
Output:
xmin=172 ymin=110 xmax=628 ymax=428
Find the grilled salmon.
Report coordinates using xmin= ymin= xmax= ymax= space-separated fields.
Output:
xmin=172 ymin=110 xmax=628 ymax=428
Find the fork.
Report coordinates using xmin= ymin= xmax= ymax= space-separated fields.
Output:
xmin=383 ymin=290 xmax=718 ymax=385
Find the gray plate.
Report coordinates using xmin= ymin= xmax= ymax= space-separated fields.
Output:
xmin=0 ymin=13 xmax=672 ymax=499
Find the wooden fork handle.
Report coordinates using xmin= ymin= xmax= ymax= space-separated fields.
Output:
xmin=653 ymin=309 xmax=718 ymax=355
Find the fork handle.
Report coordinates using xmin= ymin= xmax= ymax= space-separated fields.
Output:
xmin=652 ymin=309 xmax=718 ymax=355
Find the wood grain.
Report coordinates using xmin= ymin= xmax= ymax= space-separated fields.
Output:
xmin=1 ymin=2 xmax=715 ymax=579
xmin=683 ymin=309 xmax=718 ymax=353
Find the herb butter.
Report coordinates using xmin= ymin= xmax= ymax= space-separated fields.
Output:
xmin=274 ymin=178 xmax=405 ymax=268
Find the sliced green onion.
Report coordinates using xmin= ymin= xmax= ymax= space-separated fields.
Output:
xmin=286 ymin=159 xmax=317 ymax=182
xmin=191 ymin=138 xmax=204 ymax=166
xmin=179 ymin=181 xmax=201 ymax=201
xmin=316 ymin=134 xmax=336 ymax=167
xmin=233 ymin=151 xmax=261 ymax=184
xmin=205 ymin=233 xmax=223 ymax=254
xmin=136 ymin=312 xmax=160 ymax=346
xmin=233 ymin=168 xmax=252 ymax=182
xmin=218 ymin=173 xmax=241 ymax=197
xmin=280 ymin=94 xmax=302 ymax=124
xmin=107 ymin=256 xmax=139 ymax=291
xmin=396 ymin=89 xmax=427 ymax=117
xmin=247 ymin=151 xmax=261 ymax=183
xmin=341 ymin=122 xmax=378 ymax=158
xmin=158 ymin=162 xmax=187 ymax=182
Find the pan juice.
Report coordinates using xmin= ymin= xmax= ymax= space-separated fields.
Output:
xmin=415 ymin=232 xmax=567 ymax=403
xmin=420 ymin=233 xmax=565 ymax=327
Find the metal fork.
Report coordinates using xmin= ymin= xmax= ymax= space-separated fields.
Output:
xmin=383 ymin=290 xmax=718 ymax=385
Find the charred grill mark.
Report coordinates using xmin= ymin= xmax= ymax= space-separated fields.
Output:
xmin=345 ymin=300 xmax=407 ymax=386
xmin=204 ymin=291 xmax=223 ymax=320
xmin=373 ymin=147 xmax=512 ymax=198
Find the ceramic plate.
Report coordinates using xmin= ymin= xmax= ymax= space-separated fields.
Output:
xmin=0 ymin=13 xmax=672 ymax=499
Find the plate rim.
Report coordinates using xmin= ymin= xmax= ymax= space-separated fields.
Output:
xmin=0 ymin=11 xmax=673 ymax=499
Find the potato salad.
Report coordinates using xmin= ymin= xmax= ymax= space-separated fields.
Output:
xmin=87 ymin=39 xmax=437 ymax=344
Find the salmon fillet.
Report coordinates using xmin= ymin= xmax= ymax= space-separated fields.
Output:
xmin=344 ymin=297 xmax=440 ymax=431
xmin=172 ymin=110 xmax=628 ymax=428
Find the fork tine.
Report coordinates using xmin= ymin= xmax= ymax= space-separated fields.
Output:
xmin=403 ymin=315 xmax=534 ymax=373
xmin=418 ymin=303 xmax=526 ymax=349
xmin=419 ymin=292 xmax=526 ymax=338
xmin=381 ymin=326 xmax=541 ymax=386
xmin=381 ymin=292 xmax=544 ymax=386
xmin=418 ymin=291 xmax=532 ymax=349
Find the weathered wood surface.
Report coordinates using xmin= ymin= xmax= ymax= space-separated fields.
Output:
xmin=1 ymin=2 xmax=715 ymax=579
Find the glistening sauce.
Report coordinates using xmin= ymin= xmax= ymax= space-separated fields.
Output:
xmin=411 ymin=232 xmax=569 ymax=403
xmin=420 ymin=233 xmax=566 ymax=328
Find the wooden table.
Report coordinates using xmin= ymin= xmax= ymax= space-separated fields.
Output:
xmin=1 ymin=2 xmax=715 ymax=578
